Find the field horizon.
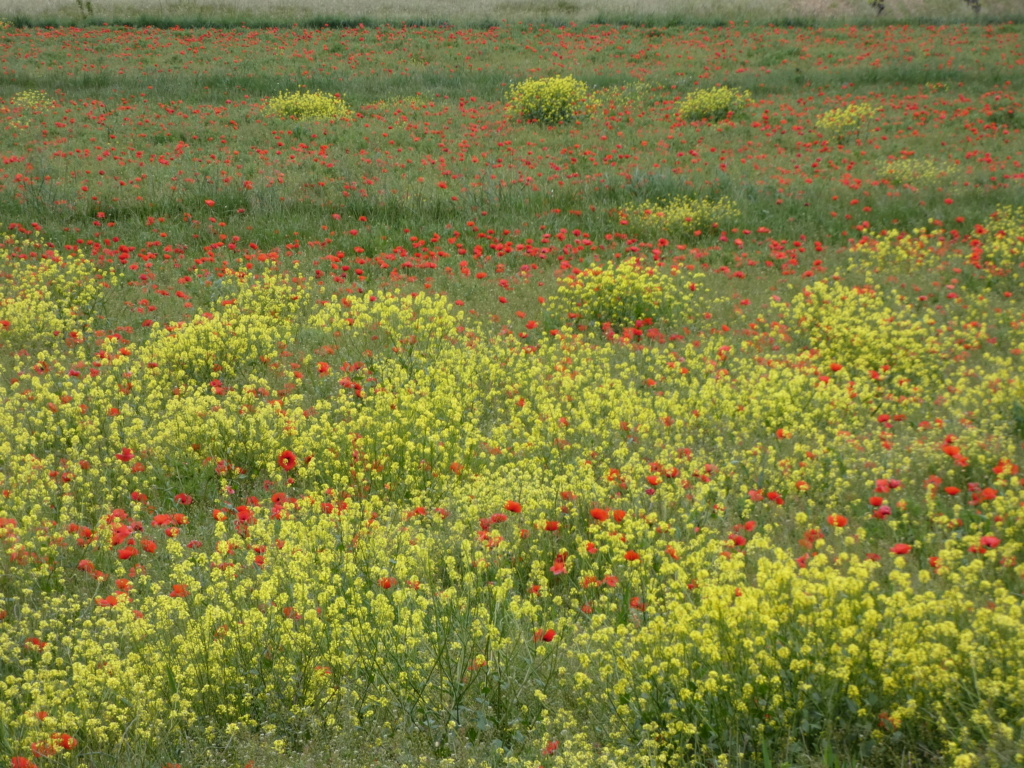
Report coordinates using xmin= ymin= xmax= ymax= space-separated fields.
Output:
xmin=1 ymin=0 xmax=1023 ymax=26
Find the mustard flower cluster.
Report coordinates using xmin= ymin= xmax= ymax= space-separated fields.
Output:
xmin=851 ymin=206 xmax=1024 ymax=295
xmin=675 ymin=86 xmax=752 ymax=122
xmin=881 ymin=156 xmax=951 ymax=186
xmin=0 ymin=254 xmax=1021 ymax=767
xmin=620 ymin=195 xmax=740 ymax=239
xmin=264 ymin=89 xmax=353 ymax=120
xmin=815 ymin=102 xmax=878 ymax=141
xmin=505 ymin=75 xmax=592 ymax=125
xmin=8 ymin=89 xmax=51 ymax=110
xmin=547 ymin=255 xmax=702 ymax=329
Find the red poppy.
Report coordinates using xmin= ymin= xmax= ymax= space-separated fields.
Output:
xmin=544 ymin=520 xmax=559 ymax=532
xmin=51 ymin=734 xmax=77 ymax=751
xmin=533 ymin=628 xmax=556 ymax=642
xmin=169 ymin=584 xmax=189 ymax=598
xmin=12 ymin=757 xmax=39 ymax=768
xmin=590 ymin=507 xmax=609 ymax=522
xmin=624 ymin=550 xmax=640 ymax=562
xmin=827 ymin=513 xmax=848 ymax=528
xmin=504 ymin=500 xmax=521 ymax=513
xmin=277 ymin=450 xmax=297 ymax=471
xmin=890 ymin=543 xmax=912 ymax=555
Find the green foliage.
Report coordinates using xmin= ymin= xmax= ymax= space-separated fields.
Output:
xmin=676 ymin=85 xmax=752 ymax=122
xmin=505 ymin=75 xmax=592 ymax=125
xmin=264 ymin=89 xmax=353 ymax=120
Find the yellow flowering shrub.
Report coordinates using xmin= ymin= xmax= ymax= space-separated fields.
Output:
xmin=0 ymin=207 xmax=1021 ymax=768
xmin=9 ymin=89 xmax=51 ymax=110
xmin=264 ymin=89 xmax=353 ymax=120
xmin=882 ymin=156 xmax=952 ymax=187
xmin=505 ymin=75 xmax=592 ymax=125
xmin=768 ymin=279 xmax=991 ymax=388
xmin=815 ymin=102 xmax=878 ymax=142
xmin=547 ymin=255 xmax=700 ymax=329
xmin=851 ymin=207 xmax=1024 ymax=293
xmin=0 ymin=229 xmax=115 ymax=353
xmin=621 ymin=195 xmax=740 ymax=240
xmin=676 ymin=86 xmax=752 ymax=122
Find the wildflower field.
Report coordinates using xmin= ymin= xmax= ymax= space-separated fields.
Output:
xmin=0 ymin=16 xmax=1023 ymax=768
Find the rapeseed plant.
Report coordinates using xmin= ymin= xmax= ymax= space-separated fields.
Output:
xmin=620 ymin=196 xmax=740 ymax=239
xmin=815 ymin=102 xmax=878 ymax=142
xmin=505 ymin=75 xmax=592 ymax=125
xmin=676 ymin=86 xmax=752 ymax=122
xmin=265 ymin=89 xmax=353 ymax=120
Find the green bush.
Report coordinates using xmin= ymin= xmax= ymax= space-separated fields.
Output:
xmin=505 ymin=75 xmax=592 ymax=125
xmin=676 ymin=85 xmax=752 ymax=122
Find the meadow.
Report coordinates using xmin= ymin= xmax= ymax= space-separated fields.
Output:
xmin=0 ymin=12 xmax=1022 ymax=768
